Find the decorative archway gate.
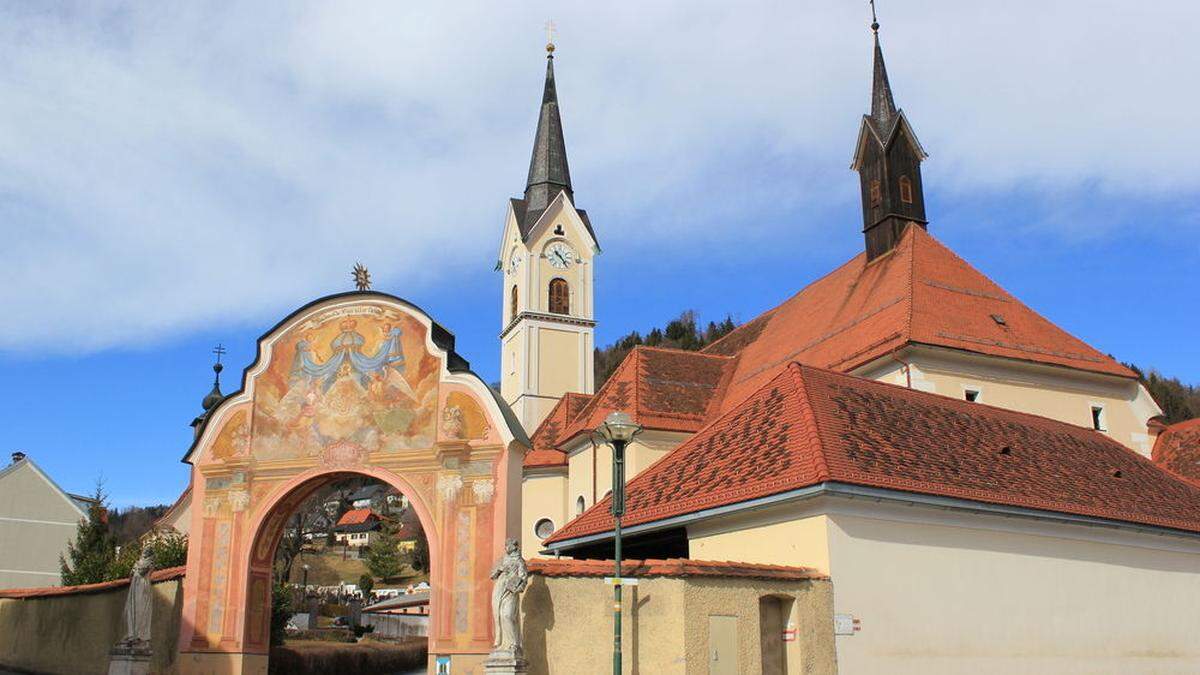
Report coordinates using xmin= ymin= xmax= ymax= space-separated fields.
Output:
xmin=177 ymin=293 xmax=527 ymax=675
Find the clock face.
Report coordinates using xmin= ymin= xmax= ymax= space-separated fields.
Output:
xmin=546 ymin=242 xmax=575 ymax=269
xmin=508 ymin=250 xmax=521 ymax=274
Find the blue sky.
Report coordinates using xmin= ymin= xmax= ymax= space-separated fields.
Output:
xmin=0 ymin=2 xmax=1197 ymax=507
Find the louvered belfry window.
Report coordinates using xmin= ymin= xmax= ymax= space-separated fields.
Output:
xmin=899 ymin=175 xmax=914 ymax=204
xmin=510 ymin=285 xmax=519 ymax=318
xmin=548 ymin=278 xmax=570 ymax=315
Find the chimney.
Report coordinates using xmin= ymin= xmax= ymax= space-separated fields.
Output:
xmin=11 ymin=451 xmax=26 ymax=464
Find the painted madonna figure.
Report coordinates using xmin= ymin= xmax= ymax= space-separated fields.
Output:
xmin=486 ymin=538 xmax=529 ymax=673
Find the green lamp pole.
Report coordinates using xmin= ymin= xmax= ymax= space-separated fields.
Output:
xmin=595 ymin=411 xmax=642 ymax=675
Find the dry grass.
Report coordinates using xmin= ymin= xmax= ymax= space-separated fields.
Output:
xmin=269 ymin=638 xmax=427 ymax=674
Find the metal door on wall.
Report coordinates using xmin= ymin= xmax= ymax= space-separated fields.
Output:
xmin=708 ymin=614 xmax=739 ymax=675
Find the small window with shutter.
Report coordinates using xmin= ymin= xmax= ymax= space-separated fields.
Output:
xmin=869 ymin=179 xmax=882 ymax=207
xmin=899 ymin=175 xmax=913 ymax=204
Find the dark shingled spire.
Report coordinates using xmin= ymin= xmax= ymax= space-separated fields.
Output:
xmin=524 ymin=50 xmax=573 ymax=213
xmin=869 ymin=28 xmax=898 ymax=134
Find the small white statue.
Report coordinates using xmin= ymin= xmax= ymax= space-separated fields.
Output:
xmin=118 ymin=547 xmax=155 ymax=650
xmin=489 ymin=538 xmax=529 ymax=656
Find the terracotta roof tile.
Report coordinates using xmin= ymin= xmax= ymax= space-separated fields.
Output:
xmin=526 ymin=557 xmax=826 ymax=581
xmin=525 ymin=393 xmax=593 ymax=468
xmin=337 ymin=508 xmax=376 ymax=526
xmin=546 ymin=364 xmax=1200 ymax=545
xmin=0 ymin=566 xmax=186 ymax=599
xmin=557 ymin=347 xmax=735 ymax=444
xmin=1152 ymin=418 xmax=1200 ymax=485
xmin=704 ymin=227 xmax=1133 ymax=413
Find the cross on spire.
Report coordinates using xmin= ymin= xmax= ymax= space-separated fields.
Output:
xmin=212 ymin=343 xmax=227 ymax=365
xmin=545 ymin=19 xmax=557 ymax=53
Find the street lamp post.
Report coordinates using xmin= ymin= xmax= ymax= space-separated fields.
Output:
xmin=302 ymin=563 xmax=310 ymax=591
xmin=595 ymin=411 xmax=643 ymax=675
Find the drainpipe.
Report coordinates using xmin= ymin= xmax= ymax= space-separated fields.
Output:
xmin=888 ymin=347 xmax=912 ymax=388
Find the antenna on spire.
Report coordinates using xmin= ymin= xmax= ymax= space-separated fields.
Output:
xmin=870 ymin=0 xmax=880 ymax=33
xmin=545 ymin=19 xmax=557 ymax=55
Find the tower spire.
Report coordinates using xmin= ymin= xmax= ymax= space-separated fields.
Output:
xmin=524 ymin=37 xmax=573 ymax=213
xmin=869 ymin=4 xmax=898 ymax=133
xmin=852 ymin=0 xmax=929 ymax=261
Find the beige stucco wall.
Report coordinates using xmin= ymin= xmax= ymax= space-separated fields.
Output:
xmin=521 ymin=572 xmax=835 ymax=675
xmin=522 ymin=471 xmax=568 ymax=558
xmin=685 ymin=496 xmax=1200 ymax=674
xmin=857 ymin=347 xmax=1162 ymax=456
xmin=0 ymin=461 xmax=86 ymax=589
xmin=0 ymin=575 xmax=184 ymax=675
xmin=564 ymin=431 xmax=689 ymax=519
xmin=690 ymin=513 xmax=832 ymax=575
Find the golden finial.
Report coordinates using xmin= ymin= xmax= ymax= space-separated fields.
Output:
xmin=352 ymin=262 xmax=371 ymax=291
xmin=545 ymin=19 xmax=556 ymax=54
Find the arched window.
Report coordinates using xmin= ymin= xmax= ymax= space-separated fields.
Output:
xmin=899 ymin=175 xmax=913 ymax=204
xmin=548 ymin=278 xmax=570 ymax=315
xmin=510 ymin=285 xmax=519 ymax=318
xmin=575 ymin=496 xmax=586 ymax=515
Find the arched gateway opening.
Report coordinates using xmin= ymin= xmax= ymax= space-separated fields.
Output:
xmin=177 ymin=293 xmax=527 ymax=675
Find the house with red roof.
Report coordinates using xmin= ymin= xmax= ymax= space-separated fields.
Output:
xmin=503 ymin=16 xmax=1200 ymax=674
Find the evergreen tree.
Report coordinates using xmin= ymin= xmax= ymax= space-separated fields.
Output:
xmin=60 ymin=482 xmax=117 ymax=586
xmin=407 ymin=533 xmax=430 ymax=574
xmin=594 ymin=311 xmax=740 ymax=388
xmin=365 ymin=523 xmax=403 ymax=581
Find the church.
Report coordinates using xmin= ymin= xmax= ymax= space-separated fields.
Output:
xmin=24 ymin=16 xmax=1196 ymax=675
xmin=505 ymin=19 xmax=1200 ymax=675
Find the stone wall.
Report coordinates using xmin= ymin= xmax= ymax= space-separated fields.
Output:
xmin=522 ymin=558 xmax=836 ymax=675
xmin=0 ymin=566 xmax=185 ymax=675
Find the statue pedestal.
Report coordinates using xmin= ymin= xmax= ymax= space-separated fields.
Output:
xmin=108 ymin=641 xmax=152 ymax=675
xmin=484 ymin=649 xmax=529 ymax=674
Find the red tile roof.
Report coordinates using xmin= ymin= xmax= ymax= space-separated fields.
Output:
xmin=557 ymin=347 xmax=735 ymax=445
xmin=540 ymin=228 xmax=1135 ymax=463
xmin=0 ymin=566 xmax=186 ymax=599
xmin=525 ymin=393 xmax=593 ymax=468
xmin=1153 ymin=418 xmax=1200 ymax=485
xmin=527 ymin=557 xmax=826 ymax=581
xmin=704 ymin=226 xmax=1134 ymax=412
xmin=546 ymin=363 xmax=1200 ymax=545
xmin=337 ymin=508 xmax=377 ymax=526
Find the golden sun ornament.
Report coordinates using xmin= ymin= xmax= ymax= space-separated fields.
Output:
xmin=352 ymin=262 xmax=371 ymax=291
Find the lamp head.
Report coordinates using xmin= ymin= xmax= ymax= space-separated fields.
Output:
xmin=597 ymin=411 xmax=642 ymax=444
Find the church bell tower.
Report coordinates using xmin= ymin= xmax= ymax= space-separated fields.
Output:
xmin=851 ymin=12 xmax=929 ymax=261
xmin=498 ymin=41 xmax=599 ymax=433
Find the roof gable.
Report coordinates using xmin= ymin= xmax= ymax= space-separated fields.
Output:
xmin=546 ymin=364 xmax=1200 ymax=545
xmin=0 ymin=457 xmax=89 ymax=521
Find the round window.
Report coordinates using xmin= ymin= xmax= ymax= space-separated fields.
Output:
xmin=534 ymin=518 xmax=556 ymax=540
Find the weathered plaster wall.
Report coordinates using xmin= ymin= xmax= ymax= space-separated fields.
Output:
xmin=521 ymin=573 xmax=835 ymax=675
xmin=0 ymin=574 xmax=184 ymax=675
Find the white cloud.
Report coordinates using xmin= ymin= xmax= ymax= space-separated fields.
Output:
xmin=0 ymin=1 xmax=1195 ymax=352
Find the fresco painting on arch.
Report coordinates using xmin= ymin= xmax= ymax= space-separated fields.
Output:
xmin=179 ymin=295 xmax=523 ymax=674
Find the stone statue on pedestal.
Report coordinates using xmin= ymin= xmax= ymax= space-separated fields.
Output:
xmin=485 ymin=538 xmax=529 ymax=674
xmin=109 ymin=546 xmax=154 ymax=675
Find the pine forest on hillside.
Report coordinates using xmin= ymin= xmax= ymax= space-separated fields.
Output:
xmin=593 ymin=310 xmax=1199 ymax=425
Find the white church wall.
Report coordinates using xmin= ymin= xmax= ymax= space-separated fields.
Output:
xmin=824 ymin=501 xmax=1200 ymax=674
